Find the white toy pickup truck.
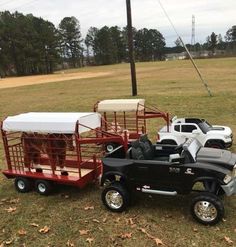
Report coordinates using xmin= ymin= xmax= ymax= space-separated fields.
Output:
xmin=158 ymin=117 xmax=233 ymax=149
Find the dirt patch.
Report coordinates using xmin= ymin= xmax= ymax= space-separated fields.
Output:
xmin=0 ymin=71 xmax=111 ymax=89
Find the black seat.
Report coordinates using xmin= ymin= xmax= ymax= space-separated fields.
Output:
xmin=181 ymin=150 xmax=194 ymax=163
xmin=139 ymin=135 xmax=155 ymax=160
xmin=131 ymin=140 xmax=145 ymax=160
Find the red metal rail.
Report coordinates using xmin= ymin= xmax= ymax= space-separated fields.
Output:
xmin=94 ymin=101 xmax=170 ymax=139
xmin=1 ymin=120 xmax=127 ymax=188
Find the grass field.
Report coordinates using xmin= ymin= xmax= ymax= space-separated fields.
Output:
xmin=0 ymin=57 xmax=236 ymax=247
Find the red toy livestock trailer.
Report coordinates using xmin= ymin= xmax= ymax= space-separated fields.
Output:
xmin=1 ymin=112 xmax=125 ymax=195
xmin=94 ymin=99 xmax=170 ymax=151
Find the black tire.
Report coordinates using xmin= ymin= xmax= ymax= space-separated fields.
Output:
xmin=205 ymin=141 xmax=224 ymax=149
xmin=35 ymin=180 xmax=53 ymax=196
xmin=190 ymin=192 xmax=224 ymax=225
xmin=102 ymin=182 xmax=130 ymax=212
xmin=14 ymin=177 xmax=32 ymax=193
xmin=105 ymin=143 xmax=119 ymax=153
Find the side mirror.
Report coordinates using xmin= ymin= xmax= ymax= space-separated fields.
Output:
xmin=192 ymin=129 xmax=201 ymax=135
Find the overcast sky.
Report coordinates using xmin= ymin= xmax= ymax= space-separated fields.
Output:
xmin=1 ymin=0 xmax=235 ymax=46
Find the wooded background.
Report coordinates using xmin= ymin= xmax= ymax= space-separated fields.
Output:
xmin=0 ymin=11 xmax=235 ymax=77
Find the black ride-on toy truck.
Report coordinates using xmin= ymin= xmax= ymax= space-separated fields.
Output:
xmin=101 ymin=136 xmax=236 ymax=225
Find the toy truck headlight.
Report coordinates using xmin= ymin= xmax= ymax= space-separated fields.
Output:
xmin=224 ymin=174 xmax=232 ymax=184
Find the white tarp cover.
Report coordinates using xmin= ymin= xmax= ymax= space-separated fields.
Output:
xmin=97 ymin=99 xmax=145 ymax=112
xmin=2 ymin=112 xmax=101 ymax=134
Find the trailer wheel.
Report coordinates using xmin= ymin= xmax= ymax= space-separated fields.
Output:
xmin=102 ymin=182 xmax=129 ymax=212
xmin=190 ymin=192 xmax=224 ymax=225
xmin=15 ymin=177 xmax=31 ymax=193
xmin=35 ymin=180 xmax=53 ymax=196
xmin=105 ymin=143 xmax=118 ymax=153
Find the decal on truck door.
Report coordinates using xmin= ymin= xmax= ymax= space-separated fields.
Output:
xmin=169 ymin=167 xmax=180 ymax=173
xmin=185 ymin=168 xmax=195 ymax=175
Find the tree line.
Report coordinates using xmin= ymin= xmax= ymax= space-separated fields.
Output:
xmin=85 ymin=26 xmax=166 ymax=65
xmin=0 ymin=12 xmax=83 ymax=76
xmin=0 ymin=11 xmax=235 ymax=77
xmin=172 ymin=27 xmax=236 ymax=55
xmin=0 ymin=11 xmax=165 ymax=76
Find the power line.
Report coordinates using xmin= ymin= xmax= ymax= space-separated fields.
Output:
xmin=0 ymin=0 xmax=19 ymax=7
xmin=0 ymin=0 xmax=38 ymax=11
xmin=9 ymin=0 xmax=38 ymax=11
xmin=157 ymin=0 xmax=212 ymax=97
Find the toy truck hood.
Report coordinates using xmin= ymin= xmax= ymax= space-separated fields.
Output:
xmin=102 ymin=158 xmax=133 ymax=172
xmin=159 ymin=125 xmax=171 ymax=132
xmin=208 ymin=125 xmax=232 ymax=136
xmin=196 ymin=147 xmax=236 ymax=170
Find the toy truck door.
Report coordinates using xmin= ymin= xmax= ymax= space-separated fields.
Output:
xmin=144 ymin=161 xmax=187 ymax=192
xmin=129 ymin=161 xmax=151 ymax=184
xmin=180 ymin=124 xmax=198 ymax=141
xmin=172 ymin=124 xmax=186 ymax=144
xmin=129 ymin=160 xmax=182 ymax=191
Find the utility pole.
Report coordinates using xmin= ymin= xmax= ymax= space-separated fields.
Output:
xmin=126 ymin=0 xmax=137 ymax=96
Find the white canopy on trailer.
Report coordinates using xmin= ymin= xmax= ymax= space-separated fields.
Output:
xmin=97 ymin=99 xmax=145 ymax=112
xmin=2 ymin=112 xmax=101 ymax=134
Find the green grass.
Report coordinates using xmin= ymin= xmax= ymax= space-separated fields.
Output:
xmin=0 ymin=57 xmax=236 ymax=246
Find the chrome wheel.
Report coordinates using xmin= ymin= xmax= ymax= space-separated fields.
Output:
xmin=38 ymin=183 xmax=46 ymax=193
xmin=194 ymin=200 xmax=217 ymax=222
xmin=15 ymin=177 xmax=31 ymax=193
xmin=106 ymin=144 xmax=114 ymax=152
xmin=35 ymin=180 xmax=52 ymax=195
xmin=102 ymin=183 xmax=129 ymax=212
xmin=17 ymin=180 xmax=25 ymax=190
xmin=105 ymin=190 xmax=123 ymax=210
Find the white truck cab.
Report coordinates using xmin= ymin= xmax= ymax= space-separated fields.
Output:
xmin=158 ymin=117 xmax=233 ymax=149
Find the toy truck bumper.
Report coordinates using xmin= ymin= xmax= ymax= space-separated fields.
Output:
xmin=221 ymin=178 xmax=236 ymax=196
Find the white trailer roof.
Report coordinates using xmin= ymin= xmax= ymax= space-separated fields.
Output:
xmin=2 ymin=112 xmax=101 ymax=134
xmin=97 ymin=99 xmax=145 ymax=112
